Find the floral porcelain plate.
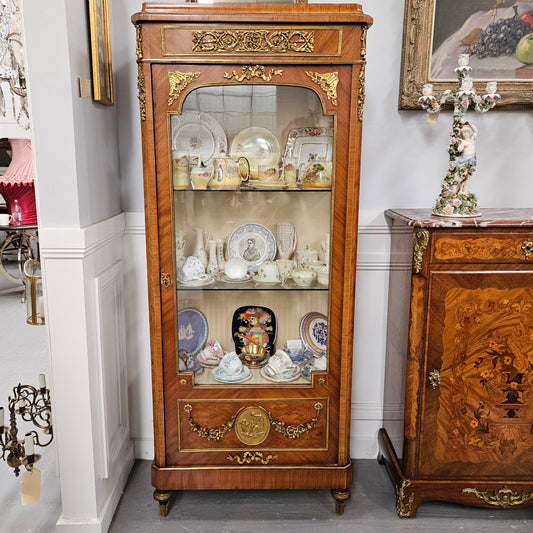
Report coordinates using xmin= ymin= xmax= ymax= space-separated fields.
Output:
xmin=299 ymin=312 xmax=328 ymax=357
xmin=260 ymin=365 xmax=301 ymax=382
xmin=232 ymin=305 xmax=277 ymax=354
xmin=284 ymin=127 xmax=333 ymax=171
xmin=212 ymin=365 xmax=252 ymax=384
xmin=227 ymin=223 xmax=276 ymax=271
xmin=177 ymin=307 xmax=209 ymax=357
xmin=171 ymin=111 xmax=227 ymax=165
xmin=230 ymin=127 xmax=281 ymax=179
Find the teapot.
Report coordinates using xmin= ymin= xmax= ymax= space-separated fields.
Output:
xmin=300 ymin=157 xmax=332 ymax=189
xmin=207 ymin=152 xmax=248 ymax=190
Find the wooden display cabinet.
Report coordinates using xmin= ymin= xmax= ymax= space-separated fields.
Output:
xmin=132 ymin=3 xmax=372 ymax=516
xmin=379 ymin=208 xmax=533 ymax=517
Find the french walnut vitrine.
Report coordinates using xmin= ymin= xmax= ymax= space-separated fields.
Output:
xmin=132 ymin=2 xmax=372 ymax=516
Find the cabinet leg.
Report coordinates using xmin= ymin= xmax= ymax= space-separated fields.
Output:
xmin=331 ymin=488 xmax=351 ymax=515
xmin=153 ymin=489 xmax=172 ymax=517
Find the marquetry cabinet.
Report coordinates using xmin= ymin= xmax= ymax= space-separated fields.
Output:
xmin=379 ymin=208 xmax=533 ymax=517
xmin=132 ymin=3 xmax=372 ymax=516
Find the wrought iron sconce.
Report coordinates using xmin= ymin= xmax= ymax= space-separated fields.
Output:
xmin=0 ymin=375 xmax=53 ymax=476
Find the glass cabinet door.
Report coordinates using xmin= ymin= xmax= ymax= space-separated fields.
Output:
xmin=171 ymin=83 xmax=334 ymax=386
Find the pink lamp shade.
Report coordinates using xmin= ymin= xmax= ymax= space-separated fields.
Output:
xmin=0 ymin=138 xmax=37 ymax=225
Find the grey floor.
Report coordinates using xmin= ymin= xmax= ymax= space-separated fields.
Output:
xmin=109 ymin=459 xmax=532 ymax=533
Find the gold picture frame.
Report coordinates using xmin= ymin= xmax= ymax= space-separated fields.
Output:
xmin=88 ymin=0 xmax=114 ymax=105
xmin=399 ymin=0 xmax=533 ymax=109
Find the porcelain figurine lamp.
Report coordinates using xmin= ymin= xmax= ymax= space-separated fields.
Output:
xmin=419 ymin=54 xmax=499 ymax=217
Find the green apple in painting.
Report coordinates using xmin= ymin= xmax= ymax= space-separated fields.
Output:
xmin=516 ymin=33 xmax=533 ymax=64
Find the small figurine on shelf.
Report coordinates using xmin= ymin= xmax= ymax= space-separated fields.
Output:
xmin=419 ymin=54 xmax=499 ymax=217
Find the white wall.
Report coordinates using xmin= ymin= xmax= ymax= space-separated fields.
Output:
xmin=23 ymin=1 xmax=133 ymax=531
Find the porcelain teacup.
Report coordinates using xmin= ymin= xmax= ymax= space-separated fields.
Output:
xmin=0 ymin=214 xmax=12 ymax=225
xmin=265 ymin=350 xmax=295 ymax=376
xmin=224 ymin=257 xmax=248 ymax=279
xmin=256 ymin=259 xmax=279 ymax=283
xmin=275 ymin=259 xmax=294 ymax=280
xmin=291 ymin=268 xmax=317 ymax=287
xmin=180 ymin=255 xmax=206 ymax=281
xmin=218 ymin=351 xmax=242 ymax=376
xmin=284 ymin=339 xmax=305 ymax=362
xmin=201 ymin=338 xmax=224 ymax=363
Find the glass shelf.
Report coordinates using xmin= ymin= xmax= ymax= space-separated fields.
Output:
xmin=174 ymin=187 xmax=331 ymax=193
xmin=177 ymin=281 xmax=328 ymax=291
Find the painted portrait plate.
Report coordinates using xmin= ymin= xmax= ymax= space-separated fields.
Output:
xmin=227 ymin=223 xmax=276 ymax=271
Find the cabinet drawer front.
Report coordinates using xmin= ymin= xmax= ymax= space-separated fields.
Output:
xmin=432 ymin=233 xmax=533 ymax=264
xmin=172 ymin=398 xmax=330 ymax=465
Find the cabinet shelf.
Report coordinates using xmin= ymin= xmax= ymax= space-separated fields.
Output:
xmin=174 ymin=188 xmax=331 ymax=193
xmin=177 ymin=281 xmax=328 ymax=291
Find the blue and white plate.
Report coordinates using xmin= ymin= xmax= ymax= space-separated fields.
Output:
xmin=299 ymin=312 xmax=327 ymax=357
xmin=177 ymin=307 xmax=208 ymax=357
xmin=227 ymin=223 xmax=276 ymax=271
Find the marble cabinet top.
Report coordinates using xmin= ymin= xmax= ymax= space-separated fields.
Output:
xmin=385 ymin=208 xmax=533 ymax=229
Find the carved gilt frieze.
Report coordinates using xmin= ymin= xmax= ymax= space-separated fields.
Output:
xmin=192 ymin=29 xmax=314 ymax=53
xmin=223 ymin=65 xmax=283 ymax=83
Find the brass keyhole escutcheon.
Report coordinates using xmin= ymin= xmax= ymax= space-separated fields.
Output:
xmin=522 ymin=238 xmax=533 ymax=260
xmin=160 ymin=272 xmax=171 ymax=288
xmin=428 ymin=369 xmax=441 ymax=389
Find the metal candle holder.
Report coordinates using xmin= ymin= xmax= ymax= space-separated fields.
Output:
xmin=419 ymin=54 xmax=500 ymax=217
xmin=0 ymin=376 xmax=53 ymax=476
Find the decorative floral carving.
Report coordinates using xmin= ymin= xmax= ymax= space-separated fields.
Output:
xmin=192 ymin=30 xmax=314 ymax=53
xmin=306 ymin=71 xmax=338 ymax=106
xmin=462 ymin=486 xmax=533 ymax=508
xmin=223 ymin=65 xmax=283 ymax=83
xmin=168 ymin=71 xmax=201 ymax=106
xmin=227 ymin=451 xmax=278 ymax=465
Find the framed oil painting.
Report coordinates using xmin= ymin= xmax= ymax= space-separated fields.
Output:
xmin=399 ymin=0 xmax=533 ymax=109
xmin=88 ymin=0 xmax=114 ymax=105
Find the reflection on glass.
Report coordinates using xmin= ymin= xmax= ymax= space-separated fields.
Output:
xmin=172 ymin=85 xmax=333 ymax=386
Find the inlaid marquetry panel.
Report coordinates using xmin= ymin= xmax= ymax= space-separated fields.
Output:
xmin=420 ymin=278 xmax=533 ymax=478
xmin=433 ymin=235 xmax=531 ymax=263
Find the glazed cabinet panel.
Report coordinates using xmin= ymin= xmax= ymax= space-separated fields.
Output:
xmin=379 ymin=209 xmax=533 ymax=518
xmin=132 ymin=3 xmax=372 ymax=517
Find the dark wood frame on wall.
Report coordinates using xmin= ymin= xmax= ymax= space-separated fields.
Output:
xmin=399 ymin=0 xmax=533 ymax=109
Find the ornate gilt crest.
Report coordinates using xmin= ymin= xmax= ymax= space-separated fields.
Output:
xmin=168 ymin=71 xmax=201 ymax=106
xmin=306 ymin=71 xmax=338 ymax=106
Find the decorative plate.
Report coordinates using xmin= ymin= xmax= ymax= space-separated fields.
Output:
xmin=232 ymin=305 xmax=277 ymax=354
xmin=260 ymin=365 xmax=301 ymax=383
xmin=299 ymin=312 xmax=328 ymax=357
xmin=249 ymin=180 xmax=288 ymax=190
xmin=227 ymin=223 xmax=276 ymax=271
xmin=230 ymin=127 xmax=281 ymax=179
xmin=216 ymin=272 xmax=254 ymax=284
xmin=171 ymin=111 xmax=227 ymax=165
xmin=212 ymin=365 xmax=252 ymax=384
xmin=284 ymin=127 xmax=333 ymax=171
xmin=177 ymin=307 xmax=209 ymax=357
